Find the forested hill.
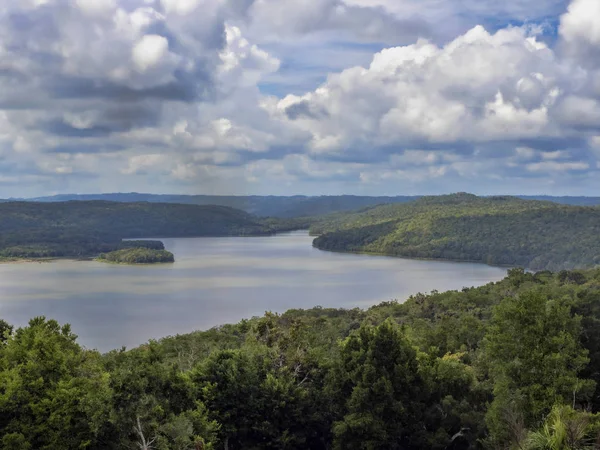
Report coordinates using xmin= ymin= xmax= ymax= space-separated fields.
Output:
xmin=3 ymin=194 xmax=419 ymax=217
xmin=0 ymin=201 xmax=273 ymax=258
xmin=3 ymin=268 xmax=600 ymax=448
xmin=3 ymin=193 xmax=600 ymax=216
xmin=311 ymin=193 xmax=600 ymax=271
xmin=518 ymin=195 xmax=600 ymax=206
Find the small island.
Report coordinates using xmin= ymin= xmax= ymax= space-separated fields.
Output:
xmin=97 ymin=247 xmax=175 ymax=264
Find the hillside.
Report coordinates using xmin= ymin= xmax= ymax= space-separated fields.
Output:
xmin=3 ymin=268 xmax=600 ymax=448
xmin=518 ymin=195 xmax=600 ymax=206
xmin=2 ymin=193 xmax=419 ymax=217
xmin=0 ymin=201 xmax=273 ymax=258
xmin=311 ymin=193 xmax=600 ymax=270
xmin=3 ymin=193 xmax=600 ymax=216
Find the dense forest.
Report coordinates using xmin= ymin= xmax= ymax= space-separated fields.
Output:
xmin=1 ymin=194 xmax=419 ymax=218
xmin=97 ymin=248 xmax=175 ymax=264
xmin=0 ymin=202 xmax=275 ymax=259
xmin=312 ymin=193 xmax=600 ymax=271
xmin=2 ymin=268 xmax=600 ymax=448
xmin=3 ymin=194 xmax=600 ymax=269
xmin=3 ymin=193 xmax=600 ymax=217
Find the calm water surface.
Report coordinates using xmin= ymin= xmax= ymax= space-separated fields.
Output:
xmin=0 ymin=231 xmax=507 ymax=351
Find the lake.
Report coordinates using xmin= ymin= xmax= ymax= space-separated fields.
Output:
xmin=0 ymin=231 xmax=507 ymax=352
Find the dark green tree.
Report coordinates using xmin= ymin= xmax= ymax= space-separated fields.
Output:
xmin=0 ymin=319 xmax=12 ymax=344
xmin=484 ymin=290 xmax=595 ymax=447
xmin=97 ymin=341 xmax=218 ymax=449
xmin=332 ymin=320 xmax=426 ymax=449
xmin=192 ymin=345 xmax=308 ymax=449
xmin=0 ymin=317 xmax=112 ymax=449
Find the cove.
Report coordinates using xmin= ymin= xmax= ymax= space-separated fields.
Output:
xmin=0 ymin=231 xmax=507 ymax=351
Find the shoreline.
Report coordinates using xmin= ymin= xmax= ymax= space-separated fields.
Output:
xmin=0 ymin=256 xmax=93 ymax=264
xmin=310 ymin=244 xmax=516 ymax=270
xmin=95 ymin=258 xmax=175 ymax=266
xmin=0 ymin=232 xmax=514 ymax=272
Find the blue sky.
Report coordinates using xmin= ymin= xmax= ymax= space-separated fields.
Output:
xmin=0 ymin=0 xmax=599 ymax=197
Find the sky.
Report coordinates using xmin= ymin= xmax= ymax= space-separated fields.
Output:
xmin=0 ymin=0 xmax=600 ymax=197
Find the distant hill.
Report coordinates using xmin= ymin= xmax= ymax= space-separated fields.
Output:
xmin=0 ymin=201 xmax=273 ymax=258
xmin=311 ymin=193 xmax=600 ymax=271
xmin=2 ymin=193 xmax=599 ymax=217
xmin=1 ymin=194 xmax=421 ymax=217
xmin=517 ymin=196 xmax=600 ymax=206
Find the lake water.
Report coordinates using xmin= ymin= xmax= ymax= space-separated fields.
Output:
xmin=0 ymin=231 xmax=507 ymax=352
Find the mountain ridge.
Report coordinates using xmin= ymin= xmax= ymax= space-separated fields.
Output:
xmin=2 ymin=192 xmax=599 ymax=217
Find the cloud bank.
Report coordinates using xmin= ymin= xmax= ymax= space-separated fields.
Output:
xmin=0 ymin=0 xmax=598 ymax=196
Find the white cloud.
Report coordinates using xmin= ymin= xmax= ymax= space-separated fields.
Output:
xmin=75 ymin=0 xmax=117 ymax=17
xmin=171 ymin=162 xmax=197 ymax=180
xmin=244 ymin=0 xmax=430 ymax=43
xmin=121 ymin=154 xmax=170 ymax=175
xmin=554 ymin=96 xmax=600 ymax=127
xmin=161 ymin=0 xmax=202 ymax=15
xmin=526 ymin=161 xmax=589 ymax=172
xmin=541 ymin=150 xmax=570 ymax=160
xmin=218 ymin=25 xmax=281 ymax=89
xmin=273 ymin=25 xmax=564 ymax=155
xmin=515 ymin=147 xmax=537 ymax=160
xmin=559 ymin=0 xmax=600 ymax=47
xmin=0 ymin=0 xmax=599 ymax=197
xmin=132 ymin=35 xmax=170 ymax=72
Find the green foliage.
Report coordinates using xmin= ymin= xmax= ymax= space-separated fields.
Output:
xmin=97 ymin=247 xmax=175 ymax=264
xmin=0 ymin=201 xmax=276 ymax=259
xmin=311 ymin=194 xmax=600 ymax=271
xmin=524 ymin=405 xmax=599 ymax=450
xmin=116 ymin=240 xmax=166 ymax=250
xmin=192 ymin=345 xmax=311 ymax=449
xmin=98 ymin=341 xmax=218 ymax=449
xmin=17 ymin=193 xmax=600 ymax=216
xmin=3 ymin=269 xmax=600 ymax=447
xmin=332 ymin=320 xmax=425 ymax=449
xmin=16 ymin=193 xmax=420 ymax=218
xmin=0 ymin=320 xmax=12 ymax=344
xmin=0 ymin=317 xmax=112 ymax=449
xmin=484 ymin=290 xmax=595 ymax=447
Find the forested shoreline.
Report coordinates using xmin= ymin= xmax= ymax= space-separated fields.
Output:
xmin=2 ymin=268 xmax=600 ymax=448
xmin=3 ymin=194 xmax=600 ymax=271
xmin=312 ymin=194 xmax=600 ymax=271
xmin=97 ymin=248 xmax=175 ymax=264
xmin=0 ymin=202 xmax=276 ymax=260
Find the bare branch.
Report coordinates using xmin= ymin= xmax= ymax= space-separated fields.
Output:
xmin=134 ymin=416 xmax=155 ymax=450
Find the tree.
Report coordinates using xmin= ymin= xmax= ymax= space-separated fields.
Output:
xmin=484 ymin=290 xmax=595 ymax=447
xmin=573 ymin=286 xmax=600 ymax=411
xmin=0 ymin=319 xmax=12 ymax=344
xmin=192 ymin=345 xmax=308 ymax=449
xmin=97 ymin=342 xmax=218 ymax=449
xmin=0 ymin=317 xmax=112 ymax=449
xmin=332 ymin=320 xmax=426 ymax=449
xmin=419 ymin=351 xmax=486 ymax=449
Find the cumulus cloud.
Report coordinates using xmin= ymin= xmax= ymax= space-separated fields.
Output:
xmin=0 ymin=0 xmax=599 ymax=197
xmin=218 ymin=25 xmax=281 ymax=90
xmin=244 ymin=0 xmax=432 ymax=43
xmin=559 ymin=0 xmax=600 ymax=63
xmin=272 ymin=26 xmax=566 ymax=155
